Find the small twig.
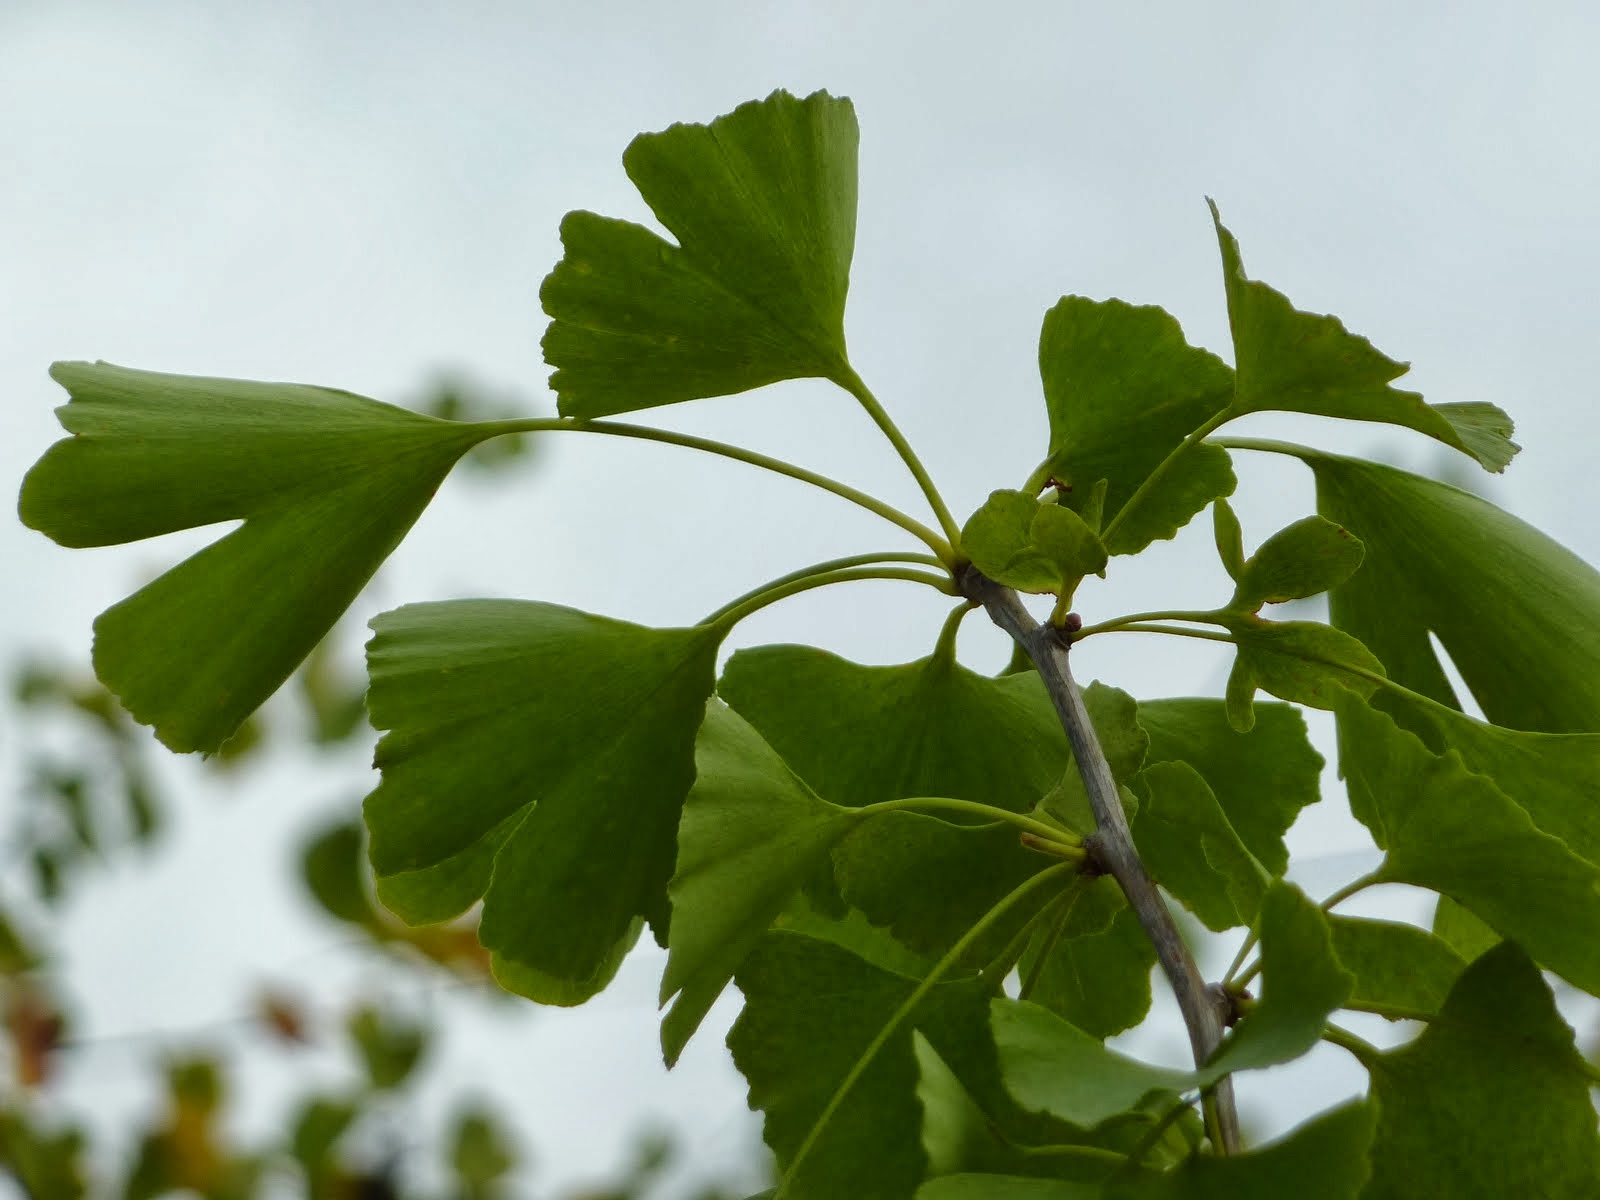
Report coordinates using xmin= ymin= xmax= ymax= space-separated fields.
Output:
xmin=960 ymin=566 xmax=1242 ymax=1153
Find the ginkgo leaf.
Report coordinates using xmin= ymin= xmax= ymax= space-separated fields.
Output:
xmin=1429 ymin=895 xmax=1500 ymax=963
xmin=728 ymin=930 xmax=961 ymax=1200
xmin=1212 ymin=499 xmax=1246 ymax=582
xmin=919 ymin=1178 xmax=1100 ymax=1199
xmin=18 ymin=362 xmax=500 ymax=752
xmin=1336 ymin=696 xmax=1600 ymax=997
xmin=718 ymin=644 xmax=1073 ymax=813
xmin=1039 ymin=296 xmax=1237 ymax=555
xmin=1326 ymin=916 xmax=1466 ymax=1018
xmin=1205 ymin=882 xmax=1351 ymax=1076
xmin=1361 ymin=942 xmax=1600 ymax=1199
xmin=961 ymin=490 xmax=1107 ymax=595
xmin=362 ymin=601 xmax=720 ymax=1003
xmin=1209 ymin=202 xmax=1517 ymax=472
xmin=1221 ymin=615 xmax=1384 ymax=731
xmin=661 ymin=702 xmax=859 ymax=1064
xmin=1373 ymin=693 xmax=1600 ymax=874
xmin=1018 ymin=877 xmax=1156 ymax=1038
xmin=992 ymin=999 xmax=1197 ymax=1128
xmin=1133 ymin=762 xmax=1270 ymax=932
xmin=1106 ymin=1102 xmax=1374 ymax=1200
xmin=833 ymin=811 xmax=1051 ymax=961
xmin=541 ymin=89 xmax=858 ymax=417
xmin=1230 ymin=516 xmax=1364 ymax=612
xmin=1135 ymin=698 xmax=1323 ymax=876
xmin=1301 ymin=448 xmax=1600 ymax=732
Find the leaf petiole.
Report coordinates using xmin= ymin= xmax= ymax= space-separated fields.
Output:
xmin=704 ymin=566 xmax=955 ymax=632
xmin=699 ymin=551 xmax=949 ymax=626
xmin=855 ymin=795 xmax=1083 ymax=851
xmin=1320 ymin=1022 xmax=1381 ymax=1068
xmin=480 ymin=416 xmax=956 ymax=561
xmin=1072 ymin=609 xmax=1229 ymax=640
xmin=775 ymin=861 xmax=1078 ymax=1198
xmin=836 ymin=366 xmax=965 ymax=549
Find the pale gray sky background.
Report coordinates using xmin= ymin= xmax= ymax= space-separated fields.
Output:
xmin=5 ymin=2 xmax=1600 ymax=1195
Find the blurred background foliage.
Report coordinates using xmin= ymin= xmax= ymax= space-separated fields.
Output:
xmin=1 ymin=379 xmax=760 ymax=1199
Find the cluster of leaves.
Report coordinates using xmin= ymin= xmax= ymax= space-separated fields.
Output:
xmin=0 ymin=819 xmax=514 ymax=1199
xmin=16 ymin=88 xmax=1600 ymax=1198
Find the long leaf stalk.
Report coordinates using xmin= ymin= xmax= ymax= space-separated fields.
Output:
xmin=484 ymin=416 xmax=956 ymax=561
xmin=959 ymin=566 xmax=1243 ymax=1153
xmin=699 ymin=551 xmax=950 ymax=626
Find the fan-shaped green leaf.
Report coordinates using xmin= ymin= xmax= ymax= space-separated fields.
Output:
xmin=1299 ymin=449 xmax=1600 ymax=733
xmin=961 ymin=490 xmax=1107 ymax=595
xmin=18 ymin=362 xmax=498 ymax=752
xmin=1336 ymin=696 xmax=1600 ymax=996
xmin=1018 ymin=877 xmax=1157 ymax=1038
xmin=1107 ymin=1102 xmax=1374 ymax=1200
xmin=661 ymin=702 xmax=860 ymax=1064
xmin=1135 ymin=698 xmax=1323 ymax=875
xmin=1133 ymin=761 xmax=1270 ymax=932
xmin=833 ymin=811 xmax=1050 ymax=962
xmin=1221 ymin=616 xmax=1384 ymax=731
xmin=362 ymin=601 xmax=720 ymax=1003
xmin=728 ymin=931 xmax=952 ymax=1200
xmin=1209 ymin=202 xmax=1516 ymax=471
xmin=1361 ymin=942 xmax=1600 ymax=1199
xmin=1039 ymin=297 xmax=1237 ymax=555
xmin=1231 ymin=516 xmax=1364 ymax=611
xmin=1206 ymin=882 xmax=1351 ymax=1075
xmin=1326 ymin=916 xmax=1466 ymax=1018
xmin=541 ymin=89 xmax=858 ymax=417
xmin=718 ymin=644 xmax=1072 ymax=815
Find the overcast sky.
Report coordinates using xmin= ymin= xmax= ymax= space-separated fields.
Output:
xmin=5 ymin=2 xmax=1600 ymax=1194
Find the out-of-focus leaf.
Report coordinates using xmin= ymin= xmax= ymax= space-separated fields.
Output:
xmin=1106 ymin=1102 xmax=1374 ymax=1200
xmin=346 ymin=1005 xmax=427 ymax=1091
xmin=449 ymin=1105 xmax=518 ymax=1192
xmin=1362 ymin=943 xmax=1600 ymax=1198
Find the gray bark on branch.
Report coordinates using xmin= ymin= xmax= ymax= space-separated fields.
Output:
xmin=960 ymin=566 xmax=1242 ymax=1154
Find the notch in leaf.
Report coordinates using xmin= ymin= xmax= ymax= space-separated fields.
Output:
xmin=18 ymin=362 xmax=503 ymax=753
xmin=1209 ymin=200 xmax=1517 ymax=472
xmin=541 ymin=89 xmax=860 ymax=417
